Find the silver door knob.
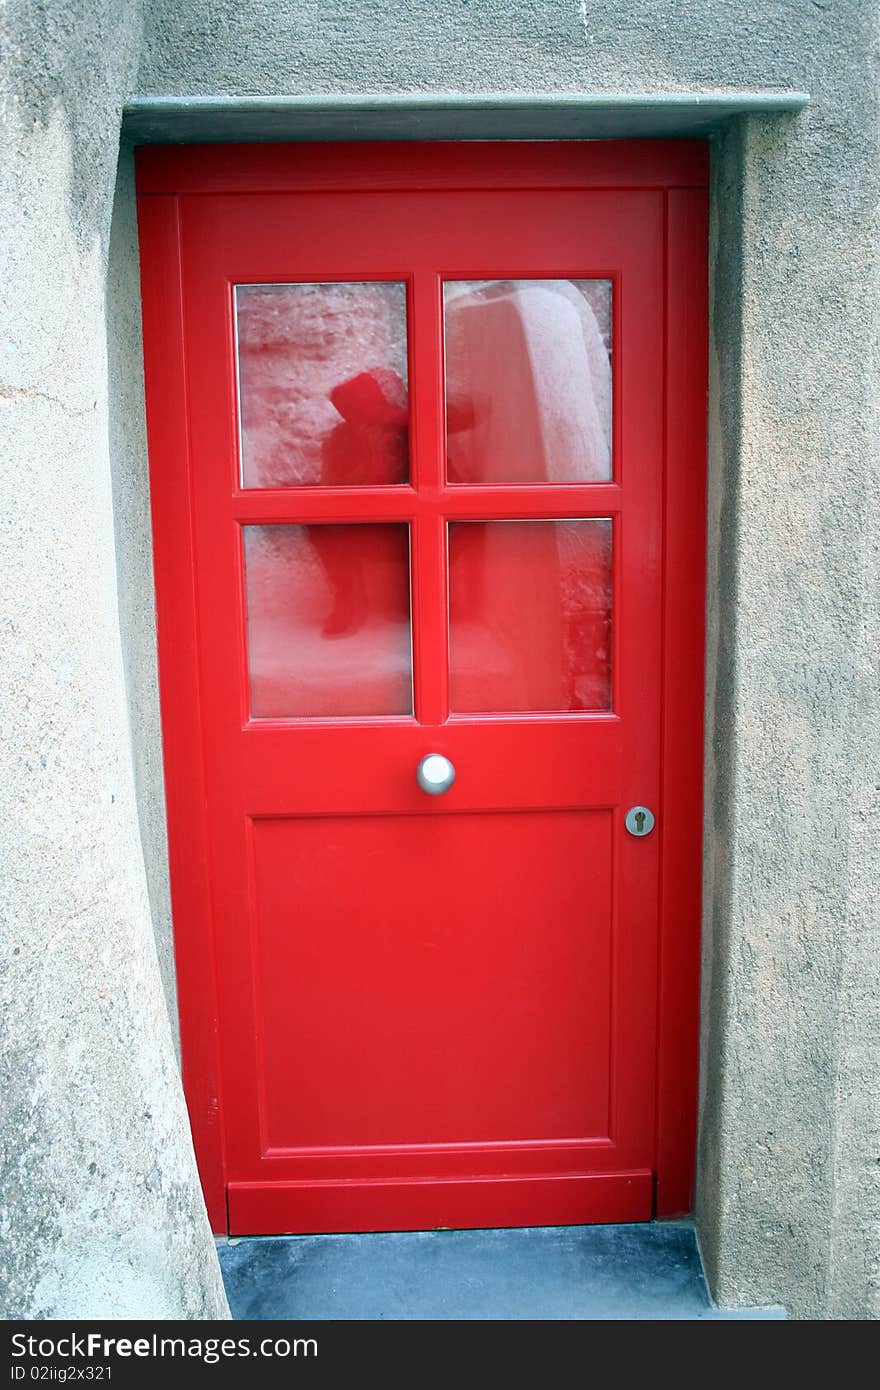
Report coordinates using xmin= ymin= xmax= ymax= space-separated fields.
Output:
xmin=417 ymin=754 xmax=456 ymax=796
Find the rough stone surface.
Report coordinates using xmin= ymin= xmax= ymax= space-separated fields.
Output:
xmin=139 ymin=0 xmax=826 ymax=97
xmin=700 ymin=14 xmax=880 ymax=1319
xmin=2 ymin=0 xmax=877 ymax=1322
xmin=0 ymin=1 xmax=227 ymax=1319
xmin=106 ymin=144 xmax=178 ymax=1051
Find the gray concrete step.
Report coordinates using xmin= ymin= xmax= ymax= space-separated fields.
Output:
xmin=218 ymin=1221 xmax=786 ymax=1320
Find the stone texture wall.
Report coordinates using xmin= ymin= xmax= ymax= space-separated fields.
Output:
xmin=702 ymin=89 xmax=879 ymax=1319
xmin=1 ymin=0 xmax=876 ymax=1321
xmin=0 ymin=1 xmax=227 ymax=1318
xmin=136 ymin=0 xmax=846 ymax=98
xmin=106 ymin=144 xmax=179 ymax=1053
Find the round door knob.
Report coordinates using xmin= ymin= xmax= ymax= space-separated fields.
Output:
xmin=416 ymin=754 xmax=456 ymax=796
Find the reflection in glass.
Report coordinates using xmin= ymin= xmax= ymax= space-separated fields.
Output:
xmin=243 ymin=524 xmax=412 ymax=718
xmin=449 ymin=520 xmax=612 ymax=713
xmin=444 ymin=280 xmax=612 ymax=484
xmin=236 ymin=282 xmax=409 ymax=488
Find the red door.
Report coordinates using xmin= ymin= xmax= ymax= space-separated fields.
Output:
xmin=137 ymin=143 xmax=708 ymax=1235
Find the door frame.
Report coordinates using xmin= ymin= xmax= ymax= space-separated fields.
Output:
xmin=135 ymin=140 xmax=708 ymax=1234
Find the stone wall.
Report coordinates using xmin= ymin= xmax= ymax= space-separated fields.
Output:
xmin=1 ymin=0 xmax=876 ymax=1320
xmin=702 ymin=89 xmax=879 ymax=1318
xmin=0 ymin=1 xmax=227 ymax=1318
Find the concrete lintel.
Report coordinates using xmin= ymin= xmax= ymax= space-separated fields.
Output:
xmin=122 ymin=90 xmax=810 ymax=144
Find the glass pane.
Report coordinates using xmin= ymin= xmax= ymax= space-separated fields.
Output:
xmin=243 ymin=524 xmax=412 ymax=718
xmin=444 ymin=280 xmax=612 ymax=484
xmin=235 ymin=283 xmax=409 ymax=488
xmin=449 ymin=520 xmax=612 ymax=713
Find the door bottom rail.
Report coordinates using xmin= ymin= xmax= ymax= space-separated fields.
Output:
xmin=227 ymin=1169 xmax=653 ymax=1235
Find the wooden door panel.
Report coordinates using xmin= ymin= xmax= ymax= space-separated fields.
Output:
xmin=228 ymin=1170 xmax=654 ymax=1237
xmin=238 ymin=722 xmax=624 ymax=814
xmin=251 ymin=810 xmax=613 ymax=1150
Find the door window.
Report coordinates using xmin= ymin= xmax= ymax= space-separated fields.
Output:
xmin=448 ymin=518 xmax=612 ymax=713
xmin=444 ymin=279 xmax=612 ymax=484
xmin=235 ymin=281 xmax=410 ymax=488
xmin=243 ymin=522 xmax=413 ymax=718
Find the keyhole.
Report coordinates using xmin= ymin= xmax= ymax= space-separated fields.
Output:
xmin=634 ymin=810 xmax=646 ymax=834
